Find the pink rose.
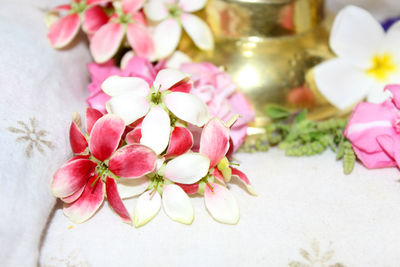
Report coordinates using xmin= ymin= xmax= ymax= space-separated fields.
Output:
xmin=345 ymin=84 xmax=400 ymax=169
xmin=180 ymin=62 xmax=254 ymax=152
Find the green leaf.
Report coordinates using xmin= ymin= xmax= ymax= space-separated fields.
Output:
xmin=265 ymin=105 xmax=290 ymax=120
xmin=294 ymin=110 xmax=307 ymax=123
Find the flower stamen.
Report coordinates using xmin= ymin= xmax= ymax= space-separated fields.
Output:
xmin=366 ymin=53 xmax=397 ymax=82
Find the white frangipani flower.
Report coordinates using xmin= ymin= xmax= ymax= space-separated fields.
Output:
xmin=314 ymin=5 xmax=400 ymax=110
xmin=144 ymin=0 xmax=214 ymax=59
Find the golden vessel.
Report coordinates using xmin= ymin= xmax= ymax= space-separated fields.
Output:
xmin=179 ymin=0 xmax=336 ymax=131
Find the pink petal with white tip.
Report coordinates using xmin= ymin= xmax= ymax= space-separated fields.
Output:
xmin=51 ymin=158 xmax=96 ymax=198
xmin=153 ymin=19 xmax=182 ymax=59
xmin=179 ymin=0 xmax=207 ymax=12
xmin=106 ymin=92 xmax=150 ymax=125
xmin=47 ymin=13 xmax=81 ymax=48
xmin=212 ymin=168 xmax=225 ymax=185
xmin=165 ymin=92 xmax=209 ymax=127
xmin=176 ymin=183 xmax=199 ymax=195
xmin=102 ymin=76 xmax=150 ymax=97
xmin=165 ymin=126 xmax=193 ymax=158
xmin=82 ymin=5 xmax=109 ymax=34
xmin=153 ymin=69 xmax=189 ymax=92
xmin=199 ymin=117 xmax=230 ymax=168
xmin=90 ymin=22 xmax=125 ymax=63
xmin=87 ymin=0 xmax=113 ymax=5
xmin=181 ymin=13 xmax=214 ymax=50
xmin=63 ymin=175 xmax=105 ymax=223
xmin=231 ymin=167 xmax=257 ymax=195
xmin=69 ymin=121 xmax=88 ymax=154
xmin=86 ymin=108 xmax=103 ymax=135
xmin=134 ymin=190 xmax=161 ymax=227
xmin=169 ymin=78 xmax=193 ymax=93
xmin=62 ymin=185 xmax=85 ymax=203
xmin=164 ymin=153 xmax=210 ymax=184
xmin=89 ymin=114 xmax=125 ymax=161
xmin=162 ymin=184 xmax=194 ymax=225
xmin=140 ymin=107 xmax=171 ymax=155
xmin=106 ymin=177 xmax=132 ymax=224
xmin=204 ymin=182 xmax=239 ymax=225
xmin=143 ymin=0 xmax=169 ymax=21
xmin=126 ymin=127 xmax=142 ymax=144
xmin=117 ymin=176 xmax=149 ymax=199
xmin=127 ymin=23 xmax=155 ymax=59
xmin=122 ymin=0 xmax=143 ymax=14
xmin=109 ymin=144 xmax=157 ymax=178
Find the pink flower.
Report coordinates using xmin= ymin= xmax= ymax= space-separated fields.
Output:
xmin=51 ymin=109 xmax=157 ymax=223
xmin=345 ymin=84 xmax=400 ymax=169
xmin=90 ymin=0 xmax=154 ymax=63
xmin=47 ymin=0 xmax=110 ymax=48
xmin=180 ymin=62 xmax=255 ymax=152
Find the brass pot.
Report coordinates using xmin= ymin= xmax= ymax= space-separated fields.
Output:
xmin=179 ymin=0 xmax=336 ymax=131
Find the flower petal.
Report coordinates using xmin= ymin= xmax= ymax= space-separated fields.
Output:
xmin=69 ymin=121 xmax=88 ymax=154
xmin=165 ymin=92 xmax=209 ymax=126
xmin=89 ymin=114 xmax=125 ymax=161
xmin=169 ymin=78 xmax=193 ymax=93
xmin=82 ymin=5 xmax=109 ymax=34
xmin=385 ymin=84 xmax=400 ymax=109
xmin=176 ymin=183 xmax=199 ymax=195
xmin=86 ymin=108 xmax=103 ymax=135
xmin=314 ymin=58 xmax=372 ymax=110
xmin=126 ymin=126 xmax=142 ymax=144
xmin=122 ymin=0 xmax=143 ymax=13
xmin=376 ymin=134 xmax=397 ymax=160
xmin=90 ymin=23 xmax=125 ymax=63
xmin=166 ymin=51 xmax=192 ymax=69
xmin=153 ymin=69 xmax=189 ymax=92
xmin=164 ymin=153 xmax=210 ymax=184
xmin=352 ymin=145 xmax=396 ymax=169
xmin=179 ymin=0 xmax=207 ymax=12
xmin=117 ymin=176 xmax=149 ymax=199
xmin=51 ymin=159 xmax=96 ymax=198
xmin=102 ymin=76 xmax=150 ymax=97
xmin=47 ymin=13 xmax=81 ymax=48
xmin=61 ymin=185 xmax=86 ymax=203
xmin=109 ymin=144 xmax=157 ymax=178
xmin=127 ymin=23 xmax=155 ymax=59
xmin=134 ymin=190 xmax=161 ymax=227
xmin=144 ymin=0 xmax=169 ymax=21
xmin=165 ymin=126 xmax=193 ymax=158
xmin=199 ymin=117 xmax=230 ymax=168
xmin=106 ymin=92 xmax=150 ymax=125
xmin=63 ymin=175 xmax=105 ymax=223
xmin=162 ymin=184 xmax=194 ymax=225
xmin=106 ymin=178 xmax=132 ymax=224
xmin=204 ymin=182 xmax=239 ymax=225
xmin=212 ymin=168 xmax=225 ymax=185
xmin=330 ymin=5 xmax=384 ymax=68
xmin=231 ymin=167 xmax=257 ymax=196
xmin=181 ymin=14 xmax=213 ymax=50
xmin=140 ymin=107 xmax=171 ymax=155
xmin=382 ymin=21 xmax=400 ymax=62
xmin=153 ymin=19 xmax=182 ymax=59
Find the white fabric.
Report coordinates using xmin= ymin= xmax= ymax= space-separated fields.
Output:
xmin=40 ymin=150 xmax=400 ymax=266
xmin=0 ymin=2 xmax=91 ymax=266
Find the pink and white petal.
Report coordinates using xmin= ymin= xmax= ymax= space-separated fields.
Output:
xmin=51 ymin=159 xmax=96 ymax=198
xmin=86 ymin=107 xmax=103 ymax=135
xmin=122 ymin=0 xmax=143 ymax=13
xmin=127 ymin=23 xmax=155 ymax=59
xmin=106 ymin=178 xmax=132 ymax=224
xmin=330 ymin=5 xmax=384 ymax=68
xmin=82 ymin=5 xmax=109 ymax=34
xmin=47 ymin=13 xmax=81 ymax=48
xmin=166 ymin=51 xmax=192 ymax=69
xmin=90 ymin=23 xmax=125 ymax=63
xmin=165 ymin=126 xmax=193 ymax=158
xmin=153 ymin=69 xmax=189 ymax=92
xmin=87 ymin=0 xmax=113 ymax=5
xmin=140 ymin=107 xmax=171 ymax=155
xmin=179 ymin=0 xmax=207 ymax=12
xmin=117 ymin=176 xmax=149 ymax=199
xmin=143 ymin=0 xmax=169 ymax=21
xmin=126 ymin=126 xmax=142 ymax=144
xmin=162 ymin=184 xmax=194 ymax=225
xmin=109 ymin=144 xmax=157 ymax=178
xmin=204 ymin=182 xmax=239 ymax=225
xmin=134 ymin=190 xmax=161 ymax=227
xmin=199 ymin=117 xmax=230 ymax=168
xmin=181 ymin=14 xmax=213 ymax=50
xmin=69 ymin=121 xmax=88 ymax=154
xmin=62 ymin=185 xmax=85 ymax=203
xmin=120 ymin=50 xmax=135 ymax=69
xmin=66 ymin=154 xmax=91 ymax=163
xmin=169 ymin=78 xmax=193 ymax=93
xmin=366 ymin=83 xmax=392 ymax=104
xmin=102 ymin=76 xmax=150 ymax=97
xmin=385 ymin=84 xmax=400 ymax=109
xmin=314 ymin=58 xmax=372 ymax=110
xmin=106 ymin=92 xmax=150 ymax=125
xmin=231 ymin=167 xmax=257 ymax=196
xmin=164 ymin=153 xmax=210 ymax=184
xmin=165 ymin=92 xmax=209 ymax=127
xmin=176 ymin=183 xmax=199 ymax=195
xmin=212 ymin=168 xmax=225 ymax=186
xmin=63 ymin=176 xmax=105 ymax=224
xmin=153 ymin=19 xmax=182 ymax=59
xmin=89 ymin=114 xmax=125 ymax=161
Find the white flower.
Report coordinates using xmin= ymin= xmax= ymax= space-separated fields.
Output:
xmin=144 ymin=0 xmax=214 ymax=59
xmin=314 ymin=5 xmax=400 ymax=110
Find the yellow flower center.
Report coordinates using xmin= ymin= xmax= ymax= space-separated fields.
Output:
xmin=366 ymin=53 xmax=397 ymax=82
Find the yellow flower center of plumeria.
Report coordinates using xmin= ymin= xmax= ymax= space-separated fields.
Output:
xmin=366 ymin=53 xmax=397 ymax=82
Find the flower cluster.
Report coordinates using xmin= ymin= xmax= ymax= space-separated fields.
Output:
xmin=46 ymin=0 xmax=214 ymax=62
xmin=52 ymin=69 xmax=255 ymax=226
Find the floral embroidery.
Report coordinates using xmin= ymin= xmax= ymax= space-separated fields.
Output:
xmin=41 ymin=249 xmax=90 ymax=267
xmin=7 ymin=117 xmax=55 ymax=158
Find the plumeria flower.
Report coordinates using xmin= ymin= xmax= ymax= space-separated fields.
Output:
xmin=51 ymin=111 xmax=157 ymax=224
xmin=314 ymin=6 xmax=400 ymax=110
xmin=102 ymin=68 xmax=209 ymax=155
xmin=47 ymin=0 xmax=110 ymax=48
xmin=144 ymin=0 xmax=214 ymax=59
xmin=90 ymin=0 xmax=155 ymax=63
